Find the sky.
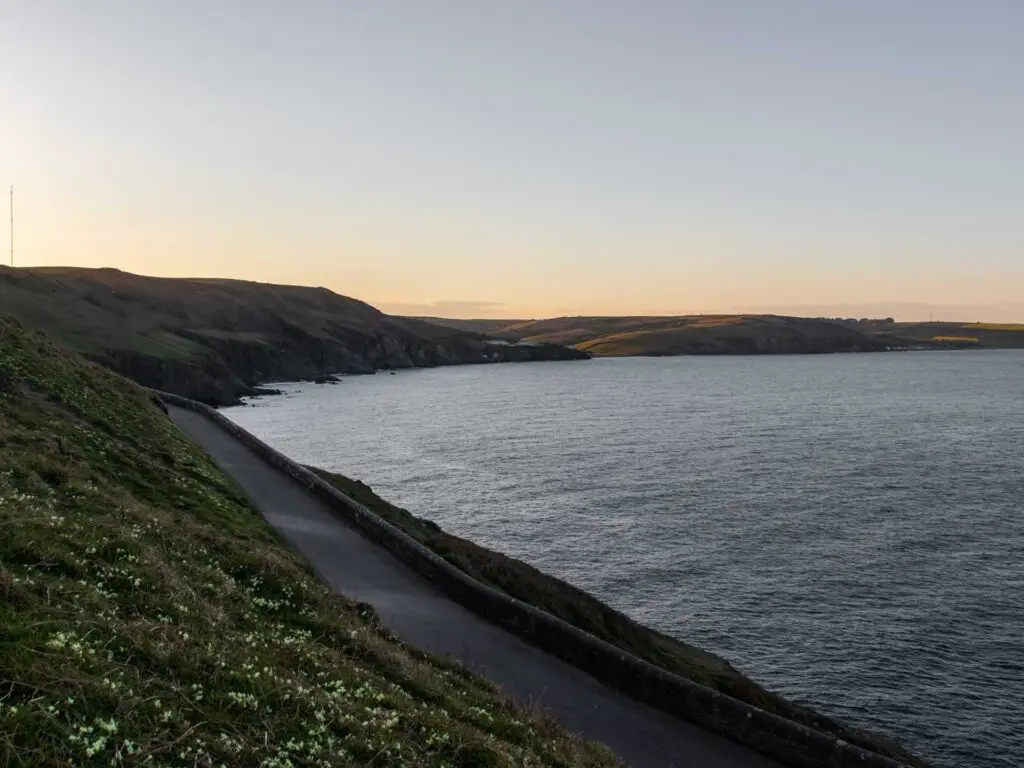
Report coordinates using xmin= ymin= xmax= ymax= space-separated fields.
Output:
xmin=2 ymin=1 xmax=1023 ymax=321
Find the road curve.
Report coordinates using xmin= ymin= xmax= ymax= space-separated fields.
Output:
xmin=169 ymin=406 xmax=781 ymax=768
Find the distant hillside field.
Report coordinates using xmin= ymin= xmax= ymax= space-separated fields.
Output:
xmin=411 ymin=315 xmax=889 ymax=355
xmin=0 ymin=267 xmax=587 ymax=404
xmin=884 ymin=321 xmax=1024 ymax=348
xmin=409 ymin=314 xmax=1024 ymax=356
xmin=511 ymin=315 xmax=890 ymax=355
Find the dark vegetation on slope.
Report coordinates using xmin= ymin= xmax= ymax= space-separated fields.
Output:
xmin=0 ymin=316 xmax=617 ymax=766
xmin=0 ymin=267 xmax=588 ymax=406
xmin=310 ymin=468 xmax=928 ymax=768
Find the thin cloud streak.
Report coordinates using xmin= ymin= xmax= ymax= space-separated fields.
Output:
xmin=378 ymin=300 xmax=510 ymax=319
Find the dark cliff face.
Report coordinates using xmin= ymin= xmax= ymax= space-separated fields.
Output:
xmin=85 ymin=348 xmax=247 ymax=406
xmin=86 ymin=335 xmax=587 ymax=405
xmin=0 ymin=267 xmax=588 ymax=405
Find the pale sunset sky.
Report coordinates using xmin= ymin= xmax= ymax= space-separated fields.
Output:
xmin=2 ymin=1 xmax=1022 ymax=320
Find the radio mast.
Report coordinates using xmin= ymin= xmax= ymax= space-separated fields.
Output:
xmin=8 ymin=185 xmax=13 ymax=267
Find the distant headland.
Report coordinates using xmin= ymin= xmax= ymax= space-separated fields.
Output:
xmin=412 ymin=315 xmax=1024 ymax=356
xmin=0 ymin=266 xmax=587 ymax=406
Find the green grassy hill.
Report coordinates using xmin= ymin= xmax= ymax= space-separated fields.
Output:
xmin=0 ymin=267 xmax=587 ymax=405
xmin=0 ymin=316 xmax=615 ymax=766
xmin=572 ymin=315 xmax=890 ymax=355
xmin=882 ymin=321 xmax=1024 ymax=348
xmin=409 ymin=314 xmax=1024 ymax=355
xmin=418 ymin=315 xmax=892 ymax=355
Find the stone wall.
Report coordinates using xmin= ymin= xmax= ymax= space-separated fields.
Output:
xmin=155 ymin=389 xmax=911 ymax=768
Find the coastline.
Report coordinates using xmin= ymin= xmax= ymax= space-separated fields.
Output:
xmin=191 ymin=391 xmax=928 ymax=767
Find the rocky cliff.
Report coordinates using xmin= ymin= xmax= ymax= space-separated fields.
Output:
xmin=0 ymin=267 xmax=588 ymax=404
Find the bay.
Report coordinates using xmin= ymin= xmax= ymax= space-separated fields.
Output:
xmin=227 ymin=351 xmax=1024 ymax=768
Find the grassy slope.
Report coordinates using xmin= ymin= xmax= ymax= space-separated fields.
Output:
xmin=0 ymin=317 xmax=617 ymax=767
xmin=312 ymin=470 xmax=927 ymax=768
xmin=408 ymin=315 xmax=891 ymax=355
xmin=884 ymin=321 xmax=1024 ymax=348
xmin=530 ymin=316 xmax=889 ymax=354
xmin=0 ymin=266 xmax=454 ymax=349
xmin=410 ymin=315 xmax=1024 ymax=354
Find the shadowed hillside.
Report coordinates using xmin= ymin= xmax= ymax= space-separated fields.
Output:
xmin=0 ymin=267 xmax=587 ymax=404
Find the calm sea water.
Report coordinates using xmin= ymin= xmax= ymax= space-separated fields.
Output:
xmin=227 ymin=351 xmax=1024 ymax=768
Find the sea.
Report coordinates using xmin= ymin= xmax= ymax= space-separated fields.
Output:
xmin=226 ymin=350 xmax=1024 ymax=768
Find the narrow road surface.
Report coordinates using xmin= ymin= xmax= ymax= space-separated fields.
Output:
xmin=170 ymin=406 xmax=781 ymax=768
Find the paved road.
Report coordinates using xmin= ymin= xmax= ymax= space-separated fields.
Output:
xmin=170 ymin=406 xmax=780 ymax=768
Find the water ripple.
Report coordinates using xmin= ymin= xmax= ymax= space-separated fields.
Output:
xmin=229 ymin=351 xmax=1024 ymax=768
